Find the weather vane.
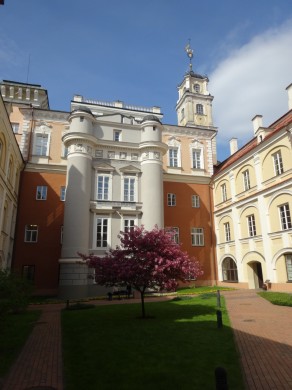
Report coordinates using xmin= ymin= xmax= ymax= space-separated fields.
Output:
xmin=184 ymin=39 xmax=193 ymax=71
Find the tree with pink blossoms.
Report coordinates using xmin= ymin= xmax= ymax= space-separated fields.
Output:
xmin=80 ymin=225 xmax=203 ymax=318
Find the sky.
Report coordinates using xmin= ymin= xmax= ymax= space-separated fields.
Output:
xmin=1 ymin=0 xmax=292 ymax=161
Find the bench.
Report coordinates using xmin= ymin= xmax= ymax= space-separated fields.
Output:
xmin=107 ymin=290 xmax=133 ymax=300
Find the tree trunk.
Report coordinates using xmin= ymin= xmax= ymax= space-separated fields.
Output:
xmin=140 ymin=290 xmax=145 ymax=318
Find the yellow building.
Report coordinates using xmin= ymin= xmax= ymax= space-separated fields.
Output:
xmin=213 ymin=84 xmax=292 ymax=291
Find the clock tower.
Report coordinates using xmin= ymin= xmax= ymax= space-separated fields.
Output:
xmin=176 ymin=44 xmax=214 ymax=128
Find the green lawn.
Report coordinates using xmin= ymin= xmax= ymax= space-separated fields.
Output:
xmin=258 ymin=291 xmax=292 ymax=306
xmin=0 ymin=310 xmax=41 ymax=378
xmin=62 ymin=295 xmax=244 ymax=390
xmin=176 ymin=285 xmax=235 ymax=295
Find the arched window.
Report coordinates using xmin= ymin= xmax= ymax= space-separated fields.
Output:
xmin=196 ymin=104 xmax=204 ymax=115
xmin=194 ymin=83 xmax=200 ymax=93
xmin=222 ymin=257 xmax=238 ymax=282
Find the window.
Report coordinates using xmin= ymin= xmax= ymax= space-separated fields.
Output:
xmin=192 ymin=149 xmax=201 ymax=169
xmin=279 ymin=203 xmax=292 ymax=230
xmin=22 ymin=265 xmax=35 ymax=282
xmin=167 ymin=193 xmax=176 ymax=206
xmin=60 ymin=186 xmax=66 ymax=201
xmin=222 ymin=258 xmax=238 ymax=282
xmin=196 ymin=104 xmax=204 ymax=115
xmin=124 ymin=177 xmax=135 ymax=202
xmin=273 ymin=151 xmax=284 ymax=175
xmin=243 ymin=170 xmax=250 ymax=191
xmin=36 ymin=186 xmax=47 ymax=200
xmin=224 ymin=222 xmax=231 ymax=242
xmin=35 ymin=133 xmax=49 ymax=156
xmin=194 ymin=83 xmax=200 ymax=93
xmin=192 ymin=195 xmax=200 ymax=208
xmin=172 ymin=227 xmax=179 ymax=244
xmin=61 ymin=145 xmax=68 ymax=158
xmin=11 ymin=122 xmax=20 ymax=134
xmin=97 ymin=175 xmax=110 ymax=200
xmin=221 ymin=183 xmax=227 ymax=202
xmin=124 ymin=219 xmax=135 ymax=232
xmin=191 ymin=228 xmax=204 ymax=246
xmin=286 ymin=254 xmax=292 ymax=281
xmin=169 ymin=148 xmax=178 ymax=167
xmin=25 ymin=225 xmax=38 ymax=242
xmin=96 ymin=218 xmax=108 ymax=248
xmin=114 ymin=130 xmax=121 ymax=142
xmin=247 ymin=214 xmax=257 ymax=237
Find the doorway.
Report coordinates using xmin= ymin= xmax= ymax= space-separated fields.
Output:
xmin=247 ymin=261 xmax=263 ymax=289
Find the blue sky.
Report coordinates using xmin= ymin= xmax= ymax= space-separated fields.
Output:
xmin=1 ymin=0 xmax=292 ymax=161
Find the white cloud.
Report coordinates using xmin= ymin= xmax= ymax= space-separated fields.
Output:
xmin=209 ymin=20 xmax=292 ymax=158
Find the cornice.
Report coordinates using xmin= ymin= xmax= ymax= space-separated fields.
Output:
xmin=163 ymin=172 xmax=211 ymax=184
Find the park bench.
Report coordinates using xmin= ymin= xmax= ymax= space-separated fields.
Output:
xmin=107 ymin=289 xmax=133 ymax=300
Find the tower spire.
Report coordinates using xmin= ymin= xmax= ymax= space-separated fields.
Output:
xmin=184 ymin=39 xmax=194 ymax=71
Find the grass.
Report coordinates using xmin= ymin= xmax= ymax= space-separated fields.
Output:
xmin=0 ymin=310 xmax=41 ymax=378
xmin=176 ymin=285 xmax=236 ymax=295
xmin=62 ymin=294 xmax=244 ymax=390
xmin=258 ymin=291 xmax=292 ymax=306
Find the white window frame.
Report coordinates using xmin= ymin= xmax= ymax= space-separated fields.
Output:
xmin=123 ymin=176 xmax=135 ymax=202
xmin=34 ymin=133 xmax=50 ymax=156
xmin=247 ymin=214 xmax=257 ymax=237
xmin=221 ymin=183 xmax=227 ymax=202
xmin=172 ymin=227 xmax=179 ymax=244
xmin=11 ymin=122 xmax=20 ymax=134
xmin=192 ymin=149 xmax=202 ymax=169
xmin=279 ymin=203 xmax=292 ymax=230
xmin=36 ymin=186 xmax=47 ymax=200
xmin=123 ymin=218 xmax=135 ymax=232
xmin=191 ymin=227 xmax=204 ymax=246
xmin=24 ymin=225 xmax=38 ymax=243
xmin=285 ymin=254 xmax=292 ymax=281
xmin=243 ymin=169 xmax=250 ymax=191
xmin=95 ymin=216 xmax=110 ymax=248
xmin=192 ymin=195 xmax=200 ymax=208
xmin=273 ymin=151 xmax=284 ymax=176
xmin=97 ymin=174 xmax=112 ymax=201
xmin=167 ymin=193 xmax=176 ymax=206
xmin=114 ymin=130 xmax=122 ymax=142
xmin=224 ymin=222 xmax=231 ymax=242
xmin=168 ymin=148 xmax=179 ymax=167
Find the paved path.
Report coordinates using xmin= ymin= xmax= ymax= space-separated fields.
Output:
xmin=222 ymin=290 xmax=292 ymax=390
xmin=2 ymin=291 xmax=292 ymax=389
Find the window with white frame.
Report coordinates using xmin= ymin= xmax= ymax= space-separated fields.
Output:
xmin=169 ymin=148 xmax=179 ymax=167
xmin=114 ymin=130 xmax=121 ymax=142
xmin=192 ymin=195 xmax=200 ymax=208
xmin=273 ymin=151 xmax=284 ymax=176
xmin=196 ymin=104 xmax=204 ymax=115
xmin=192 ymin=149 xmax=202 ymax=169
xmin=285 ymin=254 xmax=292 ymax=281
xmin=25 ymin=225 xmax=38 ymax=242
xmin=167 ymin=193 xmax=176 ymax=206
xmin=97 ymin=175 xmax=110 ymax=200
xmin=96 ymin=217 xmax=108 ymax=248
xmin=61 ymin=145 xmax=68 ymax=159
xmin=11 ymin=122 xmax=20 ymax=134
xmin=34 ymin=133 xmax=49 ymax=156
xmin=124 ymin=218 xmax=135 ymax=232
xmin=247 ymin=214 xmax=257 ymax=237
xmin=243 ymin=169 xmax=250 ymax=191
xmin=221 ymin=183 xmax=227 ymax=202
xmin=36 ymin=186 xmax=47 ymax=200
xmin=60 ymin=186 xmax=66 ymax=201
xmin=279 ymin=203 xmax=292 ymax=230
xmin=172 ymin=227 xmax=179 ymax=244
xmin=224 ymin=222 xmax=231 ymax=242
xmin=124 ymin=177 xmax=135 ymax=202
xmin=191 ymin=228 xmax=204 ymax=246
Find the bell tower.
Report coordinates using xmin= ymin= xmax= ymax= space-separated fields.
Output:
xmin=176 ymin=43 xmax=214 ymax=128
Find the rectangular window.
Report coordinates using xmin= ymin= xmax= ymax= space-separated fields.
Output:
xmin=192 ymin=195 xmax=200 ymax=208
xmin=191 ymin=228 xmax=204 ymax=246
xmin=25 ymin=225 xmax=38 ymax=242
xmin=224 ymin=222 xmax=231 ymax=242
xmin=97 ymin=175 xmax=110 ymax=200
xmin=169 ymin=148 xmax=178 ymax=167
xmin=167 ymin=193 xmax=176 ymax=206
xmin=286 ymin=255 xmax=292 ymax=281
xmin=192 ymin=149 xmax=201 ymax=169
xmin=11 ymin=122 xmax=20 ymax=134
xmin=36 ymin=186 xmax=47 ymax=200
xmin=247 ymin=214 xmax=257 ymax=237
xmin=114 ymin=130 xmax=121 ymax=142
xmin=172 ymin=227 xmax=179 ymax=244
xmin=273 ymin=151 xmax=284 ymax=175
xmin=96 ymin=218 xmax=108 ymax=248
xmin=124 ymin=219 xmax=135 ymax=232
xmin=221 ymin=183 xmax=227 ymax=202
xmin=22 ymin=265 xmax=35 ymax=282
xmin=243 ymin=170 xmax=250 ymax=191
xmin=124 ymin=177 xmax=135 ymax=202
xmin=35 ymin=133 xmax=49 ymax=156
xmin=60 ymin=186 xmax=66 ymax=201
xmin=279 ymin=203 xmax=292 ymax=230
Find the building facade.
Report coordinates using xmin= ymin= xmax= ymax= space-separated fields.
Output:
xmin=213 ymin=84 xmax=292 ymax=291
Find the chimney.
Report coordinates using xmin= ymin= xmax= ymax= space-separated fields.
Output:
xmin=229 ymin=138 xmax=238 ymax=155
xmin=286 ymin=83 xmax=292 ymax=110
xmin=252 ymin=115 xmax=263 ymax=135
